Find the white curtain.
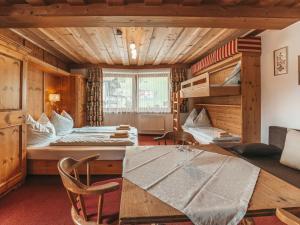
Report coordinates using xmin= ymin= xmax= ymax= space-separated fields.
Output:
xmin=103 ymin=69 xmax=171 ymax=113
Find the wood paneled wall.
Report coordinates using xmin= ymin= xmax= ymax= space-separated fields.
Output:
xmin=27 ymin=63 xmax=44 ymax=119
xmin=27 ymin=64 xmax=86 ymax=126
xmin=69 ymin=75 xmax=87 ymax=127
xmin=44 ymin=73 xmax=64 ymax=117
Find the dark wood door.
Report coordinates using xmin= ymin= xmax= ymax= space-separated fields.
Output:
xmin=0 ymin=50 xmax=27 ymax=196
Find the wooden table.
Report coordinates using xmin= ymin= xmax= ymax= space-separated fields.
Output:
xmin=119 ymin=144 xmax=300 ymax=225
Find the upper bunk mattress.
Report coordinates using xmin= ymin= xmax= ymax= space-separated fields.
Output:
xmin=183 ymin=126 xmax=241 ymax=144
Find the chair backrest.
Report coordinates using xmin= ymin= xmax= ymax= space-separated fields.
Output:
xmin=58 ymin=155 xmax=100 ymax=224
xmin=58 ymin=157 xmax=88 ymax=195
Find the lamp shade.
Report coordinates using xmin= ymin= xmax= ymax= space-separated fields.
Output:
xmin=49 ymin=93 xmax=61 ymax=102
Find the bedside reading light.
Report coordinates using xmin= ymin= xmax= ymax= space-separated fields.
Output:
xmin=49 ymin=93 xmax=61 ymax=103
xmin=49 ymin=93 xmax=61 ymax=112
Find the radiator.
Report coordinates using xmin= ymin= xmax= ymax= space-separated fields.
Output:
xmin=139 ymin=115 xmax=165 ymax=133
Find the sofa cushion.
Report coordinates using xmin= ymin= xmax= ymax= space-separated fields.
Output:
xmin=231 ymin=143 xmax=281 ymax=157
xmin=280 ymin=129 xmax=300 ymax=170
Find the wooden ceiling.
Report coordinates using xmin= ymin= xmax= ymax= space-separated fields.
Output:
xmin=13 ymin=27 xmax=249 ymax=65
xmin=0 ymin=0 xmax=299 ymax=28
xmin=4 ymin=0 xmax=299 ymax=66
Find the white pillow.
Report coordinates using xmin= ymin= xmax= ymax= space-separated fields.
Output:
xmin=194 ymin=108 xmax=211 ymax=127
xmin=280 ymin=129 xmax=300 ymax=170
xmin=61 ymin=110 xmax=74 ymax=127
xmin=183 ymin=109 xmax=198 ymax=128
xmin=38 ymin=113 xmax=56 ymax=136
xmin=26 ymin=114 xmax=55 ymax=145
xmin=51 ymin=111 xmax=73 ymax=136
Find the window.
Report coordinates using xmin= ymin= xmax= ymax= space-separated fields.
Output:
xmin=103 ymin=69 xmax=170 ymax=113
xmin=103 ymin=75 xmax=134 ymax=113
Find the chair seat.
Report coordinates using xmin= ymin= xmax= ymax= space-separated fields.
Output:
xmin=78 ymin=178 xmax=122 ymax=224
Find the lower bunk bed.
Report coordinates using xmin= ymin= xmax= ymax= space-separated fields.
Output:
xmin=182 ymin=126 xmax=241 ymax=147
xmin=26 ymin=126 xmax=138 ymax=175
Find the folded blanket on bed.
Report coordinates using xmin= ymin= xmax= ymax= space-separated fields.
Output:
xmin=117 ymin=125 xmax=130 ymax=131
xmin=111 ymin=130 xmax=129 ymax=138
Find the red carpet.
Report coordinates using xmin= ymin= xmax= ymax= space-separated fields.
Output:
xmin=0 ymin=135 xmax=285 ymax=225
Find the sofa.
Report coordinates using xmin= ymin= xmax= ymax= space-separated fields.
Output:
xmin=231 ymin=126 xmax=300 ymax=188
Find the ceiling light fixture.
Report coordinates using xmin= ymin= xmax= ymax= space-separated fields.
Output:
xmin=130 ymin=43 xmax=136 ymax=50
xmin=130 ymin=42 xmax=137 ymax=60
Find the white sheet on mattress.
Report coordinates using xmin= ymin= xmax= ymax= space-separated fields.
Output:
xmin=183 ymin=126 xmax=241 ymax=144
xmin=50 ymin=126 xmax=137 ymax=146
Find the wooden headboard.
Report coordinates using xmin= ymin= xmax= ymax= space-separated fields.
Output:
xmin=195 ymin=104 xmax=242 ymax=136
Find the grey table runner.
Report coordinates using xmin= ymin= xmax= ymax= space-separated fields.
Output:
xmin=123 ymin=146 xmax=260 ymax=225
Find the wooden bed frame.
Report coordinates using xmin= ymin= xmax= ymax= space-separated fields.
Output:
xmin=27 ymin=159 xmax=122 ymax=175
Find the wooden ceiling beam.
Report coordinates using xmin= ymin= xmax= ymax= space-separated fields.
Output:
xmin=182 ymin=0 xmax=203 ymax=6
xmin=25 ymin=0 xmax=46 ymax=6
xmin=106 ymin=0 xmax=125 ymax=6
xmin=144 ymin=0 xmax=163 ymax=5
xmin=0 ymin=4 xmax=298 ymax=29
xmin=66 ymin=0 xmax=86 ymax=5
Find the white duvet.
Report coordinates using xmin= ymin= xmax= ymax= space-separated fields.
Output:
xmin=50 ymin=126 xmax=138 ymax=146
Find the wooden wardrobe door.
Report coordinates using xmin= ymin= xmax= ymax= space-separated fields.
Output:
xmin=0 ymin=52 xmax=27 ymax=196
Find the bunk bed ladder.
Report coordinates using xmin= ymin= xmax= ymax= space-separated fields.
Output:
xmin=172 ymin=91 xmax=181 ymax=132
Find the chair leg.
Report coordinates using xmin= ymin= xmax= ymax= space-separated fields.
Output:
xmin=97 ymin=194 xmax=104 ymax=224
xmin=78 ymin=194 xmax=88 ymax=221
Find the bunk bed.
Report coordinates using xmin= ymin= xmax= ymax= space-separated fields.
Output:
xmin=177 ymin=37 xmax=261 ymax=145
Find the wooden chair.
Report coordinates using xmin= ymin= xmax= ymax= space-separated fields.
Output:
xmin=58 ymin=154 xmax=122 ymax=225
xmin=276 ymin=208 xmax=300 ymax=225
xmin=154 ymin=131 xmax=198 ymax=145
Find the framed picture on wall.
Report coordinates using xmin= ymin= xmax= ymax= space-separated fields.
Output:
xmin=274 ymin=47 xmax=288 ymax=76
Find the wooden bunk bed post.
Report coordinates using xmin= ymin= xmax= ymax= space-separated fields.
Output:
xmin=241 ymin=52 xmax=261 ymax=143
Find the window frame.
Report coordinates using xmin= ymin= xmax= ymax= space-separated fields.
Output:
xmin=103 ymin=69 xmax=171 ymax=113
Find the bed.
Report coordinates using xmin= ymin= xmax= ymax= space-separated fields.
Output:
xmin=27 ymin=126 xmax=138 ymax=175
xmin=182 ymin=126 xmax=241 ymax=147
